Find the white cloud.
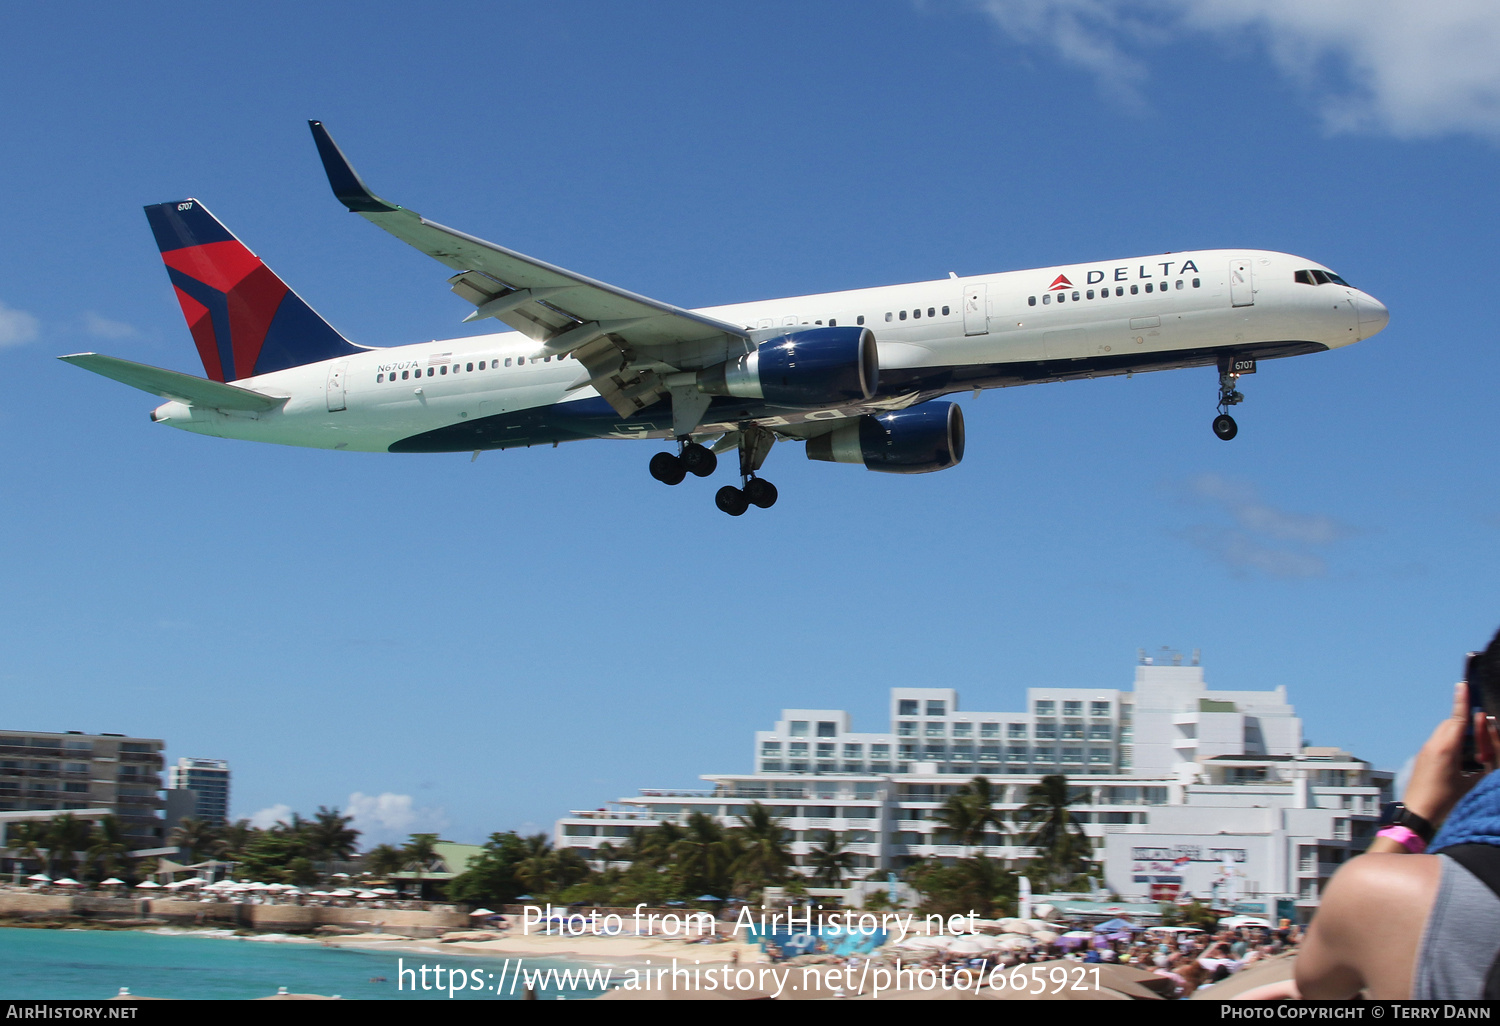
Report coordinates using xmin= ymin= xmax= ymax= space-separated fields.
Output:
xmin=0 ymin=300 xmax=40 ymax=348
xmin=346 ymin=791 xmax=450 ymax=848
xmin=82 ymin=312 xmax=138 ymax=339
xmin=1174 ymin=473 xmax=1355 ymax=579
xmin=968 ymin=0 xmax=1500 ymax=139
xmin=248 ymin=803 xmax=293 ymax=830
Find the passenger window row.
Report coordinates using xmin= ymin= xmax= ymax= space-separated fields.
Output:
xmin=1028 ymin=279 xmax=1200 ymax=306
xmin=376 ymin=352 xmax=571 ymax=383
xmin=885 ymin=306 xmax=952 ymax=323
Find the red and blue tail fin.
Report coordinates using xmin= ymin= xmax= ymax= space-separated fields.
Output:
xmin=145 ymin=199 xmax=362 ymax=382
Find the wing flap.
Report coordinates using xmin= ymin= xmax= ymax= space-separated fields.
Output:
xmin=60 ymin=353 xmax=288 ymax=411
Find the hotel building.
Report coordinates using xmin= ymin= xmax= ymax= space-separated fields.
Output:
xmin=0 ymin=728 xmax=167 ymax=848
xmin=554 ymin=653 xmax=1392 ymax=919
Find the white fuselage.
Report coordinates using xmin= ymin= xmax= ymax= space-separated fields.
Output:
xmin=150 ymin=249 xmax=1388 ymax=452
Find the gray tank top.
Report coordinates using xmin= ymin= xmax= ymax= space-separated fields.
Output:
xmin=1413 ymin=855 xmax=1500 ymax=999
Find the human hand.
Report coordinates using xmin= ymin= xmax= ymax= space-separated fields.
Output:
xmin=1401 ymin=682 xmax=1484 ymax=827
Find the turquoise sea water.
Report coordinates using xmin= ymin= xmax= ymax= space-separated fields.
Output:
xmin=0 ymin=928 xmax=609 ymax=1000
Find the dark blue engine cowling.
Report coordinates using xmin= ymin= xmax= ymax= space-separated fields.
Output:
xmin=698 ymin=326 xmax=878 ymax=406
xmin=805 ymin=401 xmax=965 ymax=474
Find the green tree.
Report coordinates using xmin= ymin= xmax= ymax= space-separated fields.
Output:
xmin=907 ymin=855 xmax=1018 ymax=918
xmin=168 ymin=817 xmax=220 ymax=862
xmin=86 ymin=816 xmax=131 ymax=882
xmin=401 ymin=833 xmax=441 ymax=895
xmin=513 ymin=834 xmax=557 ymax=894
xmin=214 ymin=819 xmax=257 ymax=863
xmin=363 ymin=843 xmax=404 ymax=880
xmin=1017 ymin=774 xmax=1092 ymax=890
xmin=672 ymin=811 xmax=735 ymax=897
xmin=304 ymin=807 xmax=360 ymax=862
xmin=235 ymin=831 xmax=312 ymax=883
xmin=448 ymin=832 xmax=530 ymax=905
xmin=807 ymin=831 xmax=855 ymax=888
xmin=46 ymin=814 xmax=92 ymax=878
xmin=934 ymin=776 xmax=1008 ymax=855
xmin=8 ymin=822 xmax=48 ymax=874
xmin=729 ymin=802 xmax=791 ymax=893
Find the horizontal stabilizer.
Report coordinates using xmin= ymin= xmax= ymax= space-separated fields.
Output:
xmin=59 ymin=353 xmax=287 ymax=411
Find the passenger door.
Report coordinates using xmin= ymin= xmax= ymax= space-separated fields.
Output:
xmin=963 ymin=283 xmax=988 ymax=336
xmin=1230 ymin=259 xmax=1254 ymax=308
xmin=326 ymin=362 xmax=348 ymax=412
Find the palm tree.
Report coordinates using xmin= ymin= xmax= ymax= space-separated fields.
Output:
xmin=47 ymin=814 xmax=92 ymax=878
xmin=514 ymin=834 xmax=556 ymax=894
xmin=304 ymin=807 xmax=360 ymax=862
xmin=807 ymin=831 xmax=855 ymax=888
xmin=168 ymin=817 xmax=220 ymax=862
xmin=214 ymin=819 xmax=256 ymax=862
xmin=935 ymin=776 xmax=1008 ymax=856
xmin=363 ymin=843 xmax=403 ymax=880
xmin=86 ymin=816 xmax=130 ymax=882
xmin=8 ymin=822 xmax=48 ymax=875
xmin=672 ymin=812 xmax=734 ymax=896
xmin=1017 ymin=774 xmax=1092 ymax=889
xmin=729 ymin=802 xmax=791 ymax=893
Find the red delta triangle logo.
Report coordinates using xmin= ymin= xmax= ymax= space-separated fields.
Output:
xmin=1047 ymin=274 xmax=1073 ymax=292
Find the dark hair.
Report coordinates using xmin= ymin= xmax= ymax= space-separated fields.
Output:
xmin=1474 ymin=626 xmax=1500 ymax=717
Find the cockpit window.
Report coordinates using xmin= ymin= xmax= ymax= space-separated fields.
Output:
xmin=1295 ymin=268 xmax=1354 ymax=288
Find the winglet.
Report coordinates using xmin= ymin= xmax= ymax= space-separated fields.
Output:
xmin=308 ymin=120 xmax=400 ymax=214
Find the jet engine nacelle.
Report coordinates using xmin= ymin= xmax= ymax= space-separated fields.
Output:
xmin=698 ymin=326 xmax=878 ymax=406
xmin=805 ymin=401 xmax=965 ymax=474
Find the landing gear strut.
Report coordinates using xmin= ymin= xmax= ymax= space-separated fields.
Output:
xmin=1212 ymin=357 xmax=1248 ymax=441
xmin=713 ymin=425 xmax=777 ymax=516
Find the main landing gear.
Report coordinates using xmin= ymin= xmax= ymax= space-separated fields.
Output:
xmin=648 ymin=440 xmax=717 ymax=485
xmin=1212 ymin=357 xmax=1250 ymax=441
xmin=648 ymin=426 xmax=778 ymax=515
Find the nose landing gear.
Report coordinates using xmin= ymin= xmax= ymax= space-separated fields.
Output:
xmin=1212 ymin=356 xmax=1252 ymax=441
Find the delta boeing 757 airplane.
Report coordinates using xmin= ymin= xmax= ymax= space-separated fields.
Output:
xmin=63 ymin=121 xmax=1389 ymax=515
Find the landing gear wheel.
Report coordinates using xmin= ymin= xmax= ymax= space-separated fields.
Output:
xmin=649 ymin=452 xmax=687 ymax=485
xmin=681 ymin=442 xmax=718 ymax=477
xmin=743 ymin=477 xmax=778 ymax=509
xmin=715 ymin=485 xmax=749 ymax=516
xmin=1212 ymin=414 xmax=1238 ymax=441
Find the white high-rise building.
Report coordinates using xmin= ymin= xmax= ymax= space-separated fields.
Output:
xmin=166 ymin=757 xmax=231 ymax=827
xmin=555 ymin=653 xmax=1392 ymax=921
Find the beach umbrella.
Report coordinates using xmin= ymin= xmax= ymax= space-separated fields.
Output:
xmin=99 ymin=878 xmax=125 ymax=886
xmin=948 ymin=938 xmax=987 ymax=955
xmin=53 ymin=878 xmax=81 ymax=886
xmin=1094 ymin=917 xmax=1135 ymax=933
xmin=515 ymin=894 xmax=534 ymax=900
xmin=1002 ymin=921 xmax=1033 ymax=935
xmin=696 ymin=894 xmax=722 ymax=901
xmin=329 ymin=888 xmax=356 ymax=897
xmin=1032 ymin=930 xmax=1059 ymax=944
xmin=469 ymin=908 xmax=497 ymax=917
xmin=356 ymin=891 xmax=379 ymax=899
xmin=26 ymin=874 xmax=50 ymax=883
xmin=996 ymin=935 xmax=1037 ymax=950
xmin=135 ymin=881 xmax=162 ymax=889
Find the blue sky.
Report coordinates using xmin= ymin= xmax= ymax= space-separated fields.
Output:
xmin=2 ymin=1 xmax=1498 ymax=844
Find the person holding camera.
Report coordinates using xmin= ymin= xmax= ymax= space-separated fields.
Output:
xmin=1296 ymin=633 xmax=1500 ymax=1000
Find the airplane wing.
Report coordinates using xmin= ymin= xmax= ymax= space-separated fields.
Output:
xmin=308 ymin=121 xmax=752 ymax=419
xmin=59 ymin=353 xmax=287 ymax=412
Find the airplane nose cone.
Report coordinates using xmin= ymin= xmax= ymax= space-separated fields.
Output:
xmin=1353 ymin=293 xmax=1389 ymax=338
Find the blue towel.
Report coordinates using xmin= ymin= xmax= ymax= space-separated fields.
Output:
xmin=1431 ymin=770 xmax=1500 ymax=852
